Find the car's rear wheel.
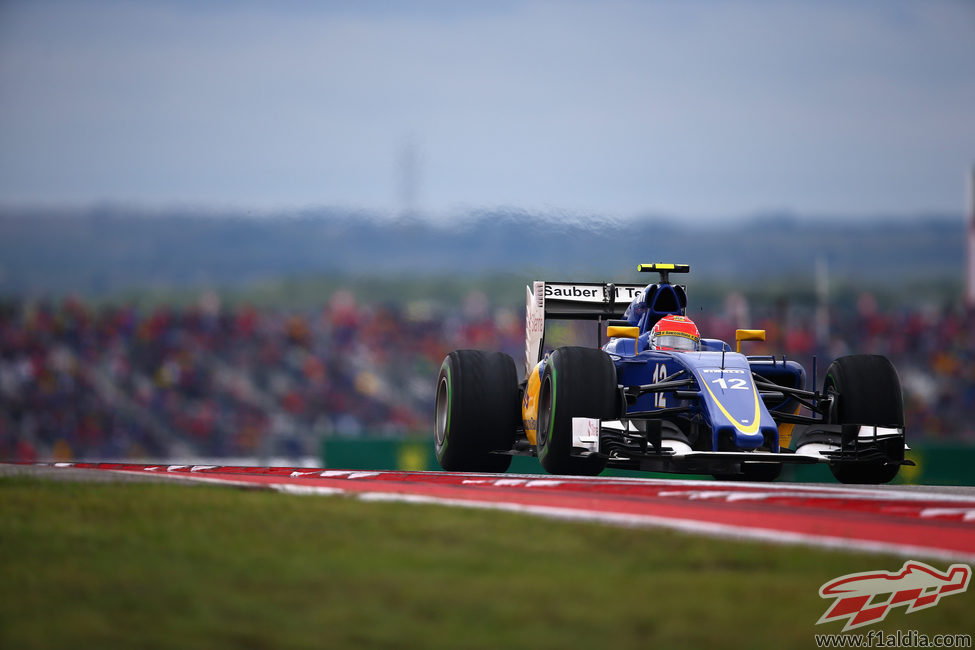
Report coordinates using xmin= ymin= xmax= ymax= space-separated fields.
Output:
xmin=434 ymin=350 xmax=519 ymax=473
xmin=536 ymin=346 xmax=616 ymax=476
xmin=824 ymin=354 xmax=905 ymax=485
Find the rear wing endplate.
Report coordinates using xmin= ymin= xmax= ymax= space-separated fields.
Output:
xmin=524 ymin=281 xmax=646 ymax=378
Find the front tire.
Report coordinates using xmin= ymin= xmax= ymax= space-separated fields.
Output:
xmin=434 ymin=350 xmax=519 ymax=473
xmin=824 ymin=354 xmax=905 ymax=485
xmin=536 ymin=347 xmax=617 ymax=476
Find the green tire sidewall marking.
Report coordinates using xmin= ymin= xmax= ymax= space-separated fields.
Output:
xmin=539 ymin=364 xmax=556 ymax=461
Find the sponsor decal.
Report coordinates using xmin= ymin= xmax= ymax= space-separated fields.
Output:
xmin=817 ymin=561 xmax=971 ymax=632
xmin=526 ymin=310 xmax=545 ymax=336
xmin=545 ymin=285 xmax=602 ymax=299
xmin=542 ymin=284 xmax=644 ymax=303
xmin=654 ymin=330 xmax=696 ymax=339
xmin=572 ymin=417 xmax=599 ymax=443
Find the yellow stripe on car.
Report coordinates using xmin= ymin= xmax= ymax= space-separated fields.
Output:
xmin=701 ymin=375 xmax=762 ymax=435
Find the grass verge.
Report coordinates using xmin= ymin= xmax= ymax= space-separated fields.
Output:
xmin=1 ymin=476 xmax=971 ymax=649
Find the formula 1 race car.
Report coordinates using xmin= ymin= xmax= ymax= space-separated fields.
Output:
xmin=434 ymin=264 xmax=912 ymax=483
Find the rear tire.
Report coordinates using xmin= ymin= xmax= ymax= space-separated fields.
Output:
xmin=824 ymin=355 xmax=904 ymax=485
xmin=434 ymin=350 xmax=519 ymax=473
xmin=536 ymin=347 xmax=617 ymax=476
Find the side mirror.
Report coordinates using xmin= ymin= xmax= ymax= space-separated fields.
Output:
xmin=735 ymin=329 xmax=766 ymax=353
xmin=607 ymin=325 xmax=640 ymax=340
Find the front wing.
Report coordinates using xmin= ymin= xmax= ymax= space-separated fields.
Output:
xmin=569 ymin=417 xmax=911 ymax=475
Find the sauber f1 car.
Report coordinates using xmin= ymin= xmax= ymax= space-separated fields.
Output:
xmin=434 ymin=264 xmax=912 ymax=483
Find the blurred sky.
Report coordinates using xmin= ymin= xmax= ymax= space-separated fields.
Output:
xmin=0 ymin=0 xmax=973 ymax=220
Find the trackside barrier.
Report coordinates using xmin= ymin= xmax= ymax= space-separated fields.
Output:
xmin=320 ymin=439 xmax=975 ymax=485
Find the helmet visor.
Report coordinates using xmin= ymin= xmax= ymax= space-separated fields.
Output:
xmin=653 ymin=334 xmax=699 ymax=351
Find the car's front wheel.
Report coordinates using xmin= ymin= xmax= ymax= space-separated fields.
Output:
xmin=824 ymin=354 xmax=905 ymax=485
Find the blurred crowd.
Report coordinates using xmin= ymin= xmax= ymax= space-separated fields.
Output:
xmin=0 ymin=291 xmax=521 ymax=462
xmin=1 ymin=290 xmax=972 ymax=462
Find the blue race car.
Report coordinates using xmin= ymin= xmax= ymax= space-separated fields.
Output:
xmin=434 ymin=264 xmax=911 ymax=483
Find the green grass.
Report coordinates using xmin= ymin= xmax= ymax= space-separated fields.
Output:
xmin=1 ymin=477 xmax=972 ymax=649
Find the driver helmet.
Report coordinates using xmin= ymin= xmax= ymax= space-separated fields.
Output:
xmin=650 ymin=315 xmax=700 ymax=351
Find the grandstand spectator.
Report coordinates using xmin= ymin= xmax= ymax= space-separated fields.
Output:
xmin=0 ymin=291 xmax=972 ymax=462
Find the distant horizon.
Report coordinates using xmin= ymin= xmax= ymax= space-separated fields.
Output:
xmin=0 ymin=199 xmax=966 ymax=226
xmin=0 ymin=203 xmax=965 ymax=302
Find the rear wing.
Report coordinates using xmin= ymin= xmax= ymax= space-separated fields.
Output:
xmin=525 ymin=281 xmax=646 ymax=378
